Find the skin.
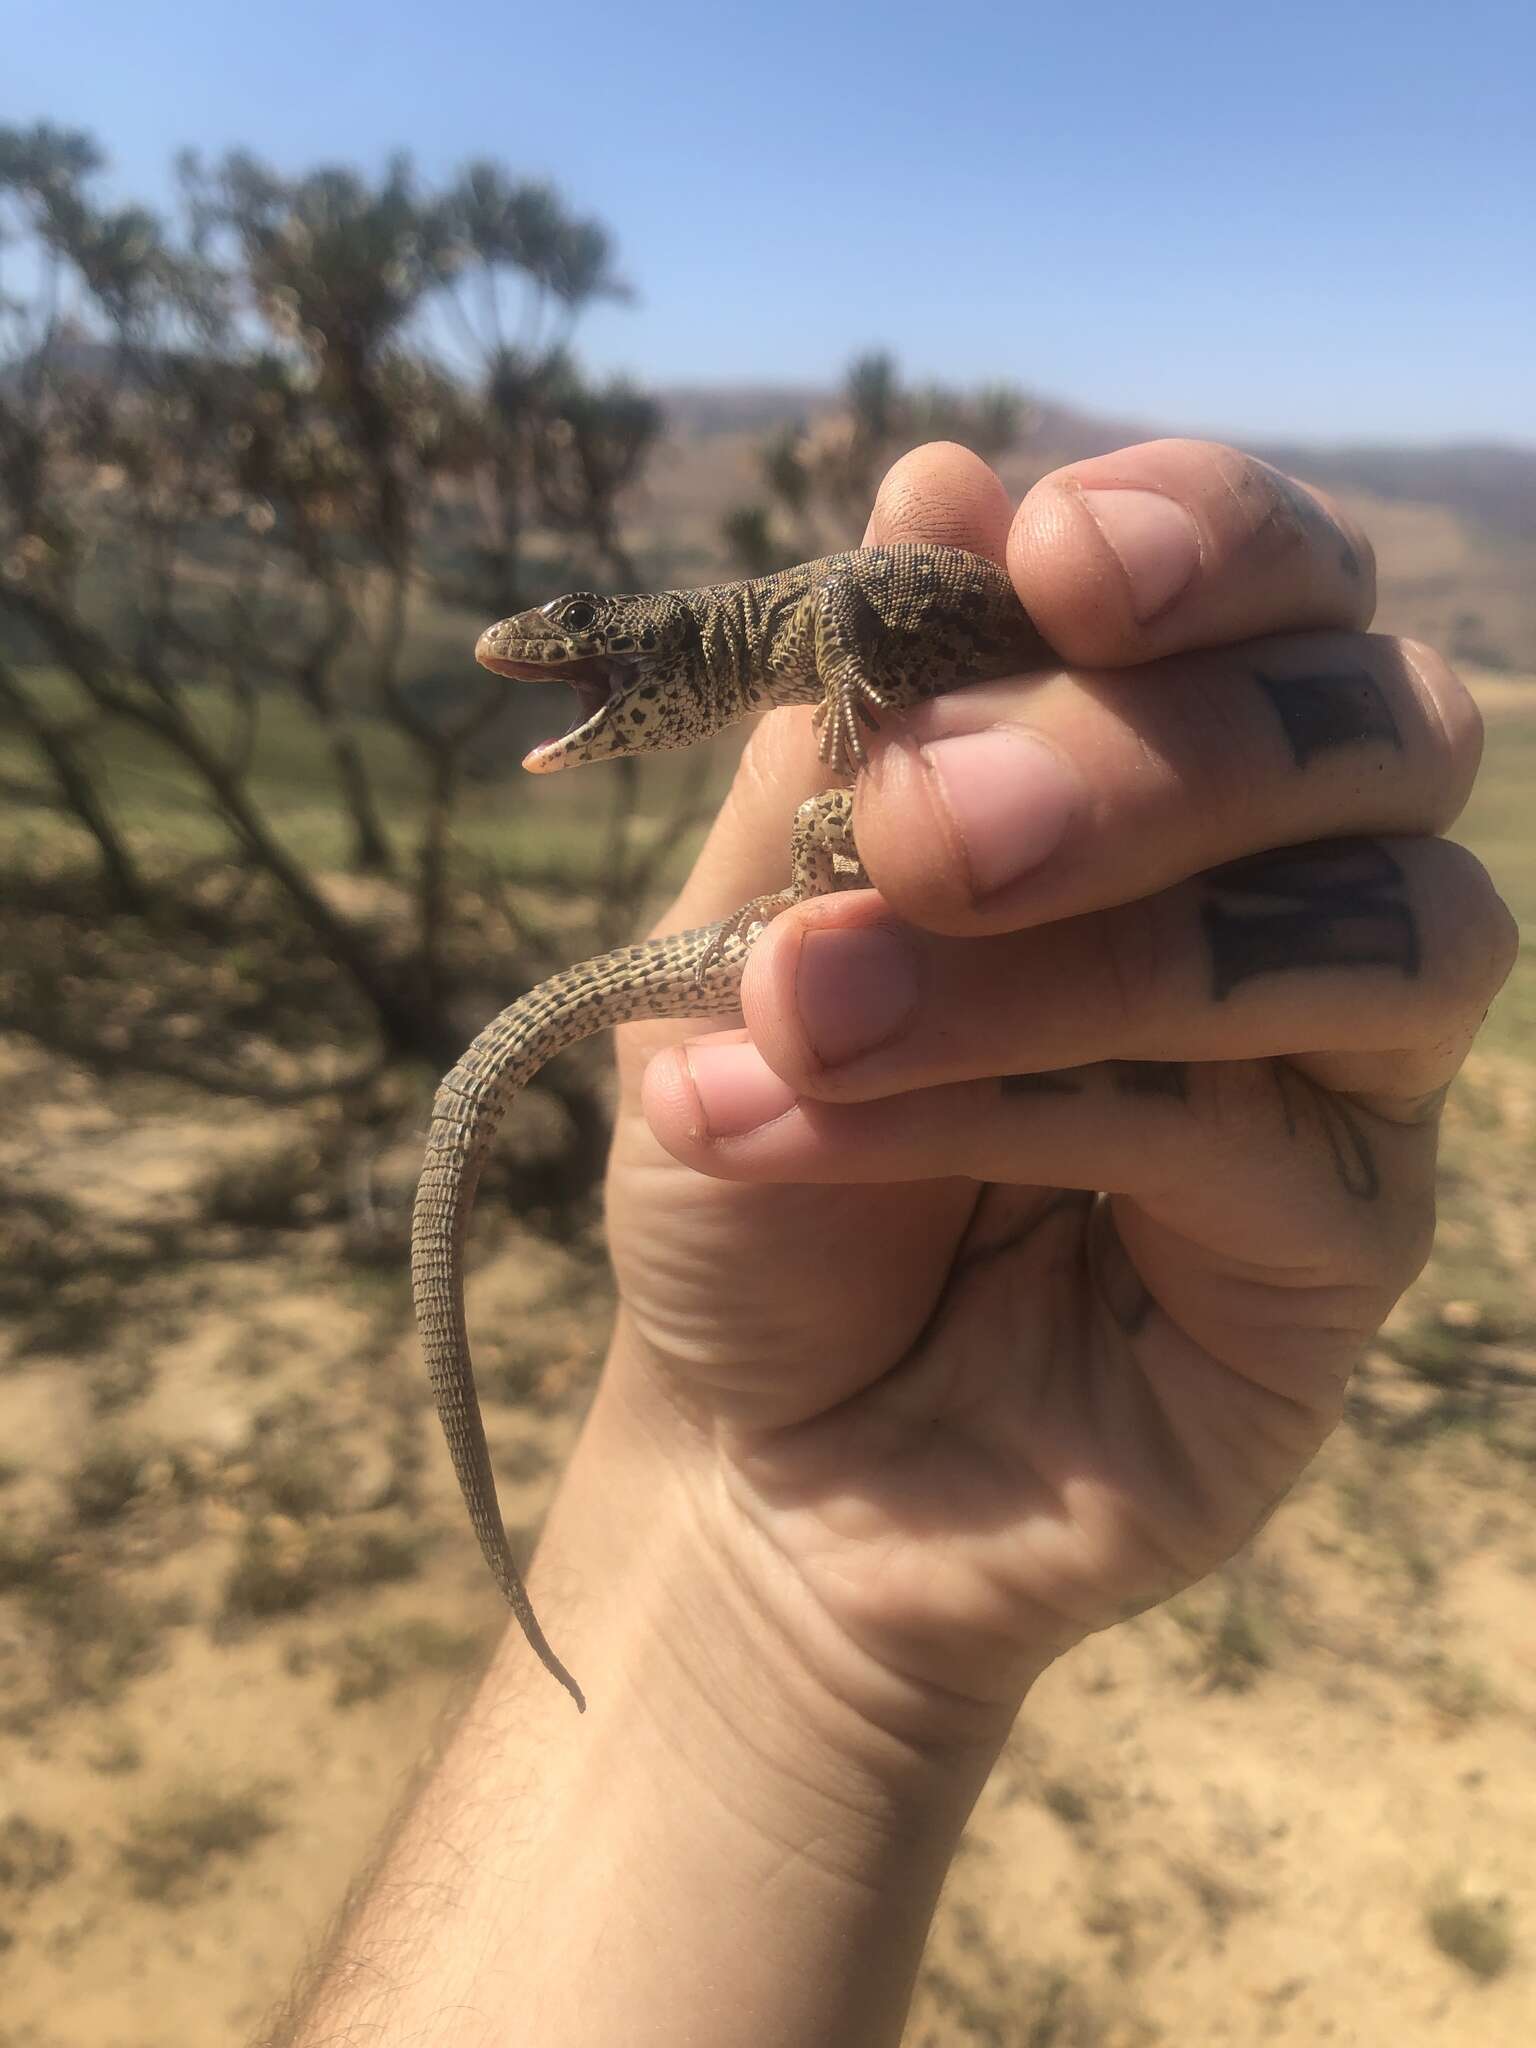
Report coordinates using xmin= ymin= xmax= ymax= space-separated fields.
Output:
xmin=277 ymin=438 xmax=1515 ymax=2048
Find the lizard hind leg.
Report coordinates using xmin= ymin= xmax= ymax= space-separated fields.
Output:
xmin=692 ymin=788 xmax=867 ymax=984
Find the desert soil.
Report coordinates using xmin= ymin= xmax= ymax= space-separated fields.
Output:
xmin=3 ymin=709 xmax=1535 ymax=2048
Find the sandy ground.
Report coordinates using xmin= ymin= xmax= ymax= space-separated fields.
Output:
xmin=2 ymin=1015 xmax=1533 ymax=2048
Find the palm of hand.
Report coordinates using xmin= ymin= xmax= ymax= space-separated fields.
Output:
xmin=606 ymin=1022 xmax=1351 ymax=1717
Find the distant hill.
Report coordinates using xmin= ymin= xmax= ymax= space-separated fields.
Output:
xmin=659 ymin=386 xmax=1536 ymax=546
xmin=652 ymin=386 xmax=1536 ymax=673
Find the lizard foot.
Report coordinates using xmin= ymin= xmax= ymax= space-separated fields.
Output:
xmin=813 ymin=675 xmax=892 ymax=777
xmin=693 ymin=891 xmax=796 ymax=985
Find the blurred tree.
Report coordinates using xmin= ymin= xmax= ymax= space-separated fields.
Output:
xmin=722 ymin=350 xmax=1032 ymax=573
xmin=0 ymin=123 xmax=681 ymax=1176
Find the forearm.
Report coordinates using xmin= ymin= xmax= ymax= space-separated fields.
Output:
xmin=281 ymin=1329 xmax=1001 ymax=2048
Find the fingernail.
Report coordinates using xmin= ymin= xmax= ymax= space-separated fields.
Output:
xmin=795 ymin=926 xmax=919 ymax=1069
xmin=683 ymin=1042 xmax=798 ymax=1137
xmin=920 ymin=727 xmax=1082 ymax=899
xmin=1078 ymin=488 xmax=1200 ymax=621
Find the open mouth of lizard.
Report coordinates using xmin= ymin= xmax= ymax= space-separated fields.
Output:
xmin=474 ymin=645 xmax=626 ymax=772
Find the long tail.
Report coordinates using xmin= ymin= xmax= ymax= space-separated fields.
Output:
xmin=411 ymin=920 xmax=749 ymax=1711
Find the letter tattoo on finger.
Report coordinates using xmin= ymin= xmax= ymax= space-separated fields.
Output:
xmin=1201 ymin=840 xmax=1420 ymax=1001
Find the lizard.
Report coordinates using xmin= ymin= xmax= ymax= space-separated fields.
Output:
xmin=411 ymin=542 xmax=1050 ymax=1711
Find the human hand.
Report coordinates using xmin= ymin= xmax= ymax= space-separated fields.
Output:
xmin=599 ymin=438 xmax=1514 ymax=1753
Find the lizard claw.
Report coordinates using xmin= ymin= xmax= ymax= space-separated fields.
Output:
xmin=816 ymin=675 xmax=891 ymax=777
xmin=693 ymin=892 xmax=794 ymax=985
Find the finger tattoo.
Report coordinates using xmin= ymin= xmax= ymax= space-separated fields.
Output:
xmin=1271 ymin=1063 xmax=1380 ymax=1201
xmin=1112 ymin=1060 xmax=1190 ymax=1102
xmin=1253 ymin=666 xmax=1401 ymax=768
xmin=1253 ymin=461 xmax=1364 ymax=583
xmin=1201 ymin=840 xmax=1420 ymax=1000
xmin=1000 ymin=1063 xmax=1189 ymax=1101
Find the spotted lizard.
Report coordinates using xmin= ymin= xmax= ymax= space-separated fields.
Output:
xmin=411 ymin=543 xmax=1049 ymax=1709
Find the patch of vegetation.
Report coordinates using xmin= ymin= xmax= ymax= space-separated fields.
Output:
xmin=247 ymin=1437 xmax=336 ymax=1522
xmin=69 ymin=1438 xmax=148 ymax=1525
xmin=1204 ymin=1587 xmax=1274 ymax=1691
xmin=1426 ymin=1882 xmax=1513 ymax=1981
xmin=89 ymin=1347 xmax=158 ymax=1416
xmin=1080 ymin=1888 xmax=1140 ymax=1976
xmin=119 ymin=1785 xmax=280 ymax=1903
xmin=86 ymin=1731 xmax=144 ymax=1775
xmin=1422 ymin=1656 xmax=1498 ymax=1722
xmin=1171 ymin=1856 xmax=1261 ymax=1937
xmin=16 ymin=1272 xmax=124 ymax=1358
xmin=1333 ymin=1464 xmax=1442 ymax=1593
xmin=1040 ymin=1778 xmax=1093 ymax=1828
xmin=480 ymin=1338 xmax=560 ymax=1413
xmin=0 ymin=1815 xmax=74 ymax=1898
xmin=223 ymin=1513 xmax=429 ymax=1619
xmin=198 ymin=1141 xmax=332 ymax=1231
xmin=0 ymin=1524 xmax=59 ymax=1593
xmin=26 ymin=1568 xmax=166 ymax=1707
xmin=914 ymin=1953 xmax=1133 ymax=2048
xmin=1171 ymin=1578 xmax=1278 ymax=1693
xmin=328 ymin=1617 xmax=486 ymax=1707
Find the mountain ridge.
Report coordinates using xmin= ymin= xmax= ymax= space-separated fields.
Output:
xmin=658 ymin=385 xmax=1536 ymax=543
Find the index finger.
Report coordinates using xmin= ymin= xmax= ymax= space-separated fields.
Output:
xmin=868 ymin=437 xmax=1376 ymax=665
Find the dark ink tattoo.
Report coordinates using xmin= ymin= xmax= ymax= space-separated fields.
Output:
xmin=1002 ymin=1065 xmax=1190 ymax=1101
xmin=1254 ymin=667 xmax=1401 ymax=768
xmin=1258 ymin=462 xmax=1362 ymax=582
xmin=1112 ymin=1061 xmax=1190 ymax=1101
xmin=1272 ymin=1064 xmax=1380 ymax=1200
xmin=1001 ymin=1071 xmax=1083 ymax=1096
xmin=1202 ymin=840 xmax=1420 ymax=1001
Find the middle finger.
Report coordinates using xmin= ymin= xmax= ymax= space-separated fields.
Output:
xmin=853 ymin=631 xmax=1482 ymax=938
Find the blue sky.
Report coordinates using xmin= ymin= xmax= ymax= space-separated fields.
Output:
xmin=7 ymin=0 xmax=1533 ymax=444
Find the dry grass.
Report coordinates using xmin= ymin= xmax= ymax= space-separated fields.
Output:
xmin=0 ymin=528 xmax=1532 ymax=2043
xmin=1425 ymin=1880 xmax=1515 ymax=1982
xmin=119 ymin=1785 xmax=280 ymax=1903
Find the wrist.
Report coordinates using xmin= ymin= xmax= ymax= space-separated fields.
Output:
xmin=290 ymin=1327 xmax=1024 ymax=2047
xmin=536 ymin=1319 xmax=1018 ymax=1801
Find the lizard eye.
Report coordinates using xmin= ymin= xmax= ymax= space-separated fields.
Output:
xmin=559 ymin=599 xmax=598 ymax=633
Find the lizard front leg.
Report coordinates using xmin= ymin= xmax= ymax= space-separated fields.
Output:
xmin=695 ymin=789 xmax=865 ymax=977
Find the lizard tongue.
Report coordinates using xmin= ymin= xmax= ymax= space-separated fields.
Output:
xmin=522 ymin=668 xmax=622 ymax=773
xmin=472 ymin=650 xmax=618 ymax=771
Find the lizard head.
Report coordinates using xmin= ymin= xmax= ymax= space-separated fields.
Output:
xmin=476 ymin=589 xmax=702 ymax=774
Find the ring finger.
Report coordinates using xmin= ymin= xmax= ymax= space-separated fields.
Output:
xmin=726 ymin=834 xmax=1511 ymax=1112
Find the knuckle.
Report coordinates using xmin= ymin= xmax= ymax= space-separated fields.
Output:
xmin=1158 ymin=653 xmax=1268 ymax=821
xmin=1394 ymin=638 xmax=1485 ymax=822
xmin=1090 ymin=892 xmax=1173 ymax=1029
xmin=1424 ymin=842 xmax=1519 ymax=1012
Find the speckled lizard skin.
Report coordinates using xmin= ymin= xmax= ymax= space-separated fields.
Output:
xmin=412 ymin=544 xmax=1048 ymax=1708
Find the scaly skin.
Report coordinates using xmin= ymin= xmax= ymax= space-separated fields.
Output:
xmin=412 ymin=544 xmax=1048 ymax=1709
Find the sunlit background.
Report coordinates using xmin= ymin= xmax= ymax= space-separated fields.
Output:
xmin=2 ymin=2 xmax=1533 ymax=2041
